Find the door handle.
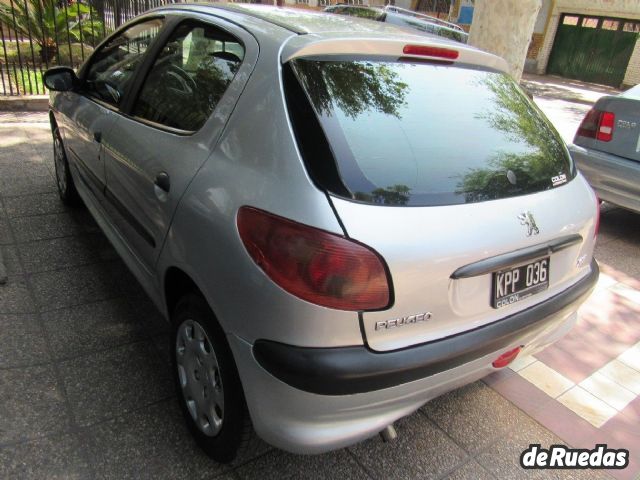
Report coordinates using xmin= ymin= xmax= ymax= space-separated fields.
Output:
xmin=154 ymin=172 xmax=170 ymax=193
xmin=93 ymin=131 xmax=102 ymax=143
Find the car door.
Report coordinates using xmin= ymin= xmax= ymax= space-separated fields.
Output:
xmin=62 ymin=18 xmax=166 ymax=199
xmin=101 ymin=15 xmax=258 ymax=274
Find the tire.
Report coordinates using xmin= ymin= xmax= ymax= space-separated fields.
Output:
xmin=171 ymin=293 xmax=252 ymax=463
xmin=52 ymin=126 xmax=80 ymax=206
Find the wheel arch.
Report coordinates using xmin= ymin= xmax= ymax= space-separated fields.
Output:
xmin=164 ymin=266 xmax=206 ymax=318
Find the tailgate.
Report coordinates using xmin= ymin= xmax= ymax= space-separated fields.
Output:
xmin=332 ymin=177 xmax=597 ymax=352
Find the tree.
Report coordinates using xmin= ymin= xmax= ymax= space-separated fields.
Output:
xmin=0 ymin=0 xmax=104 ymax=62
xmin=293 ymin=60 xmax=409 ymax=119
xmin=356 ymin=185 xmax=412 ymax=206
xmin=456 ymin=74 xmax=570 ymax=202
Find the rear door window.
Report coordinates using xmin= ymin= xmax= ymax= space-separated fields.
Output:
xmin=287 ymin=59 xmax=575 ymax=206
xmin=132 ymin=21 xmax=244 ymax=132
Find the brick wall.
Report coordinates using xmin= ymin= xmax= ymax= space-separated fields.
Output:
xmin=527 ymin=33 xmax=544 ymax=59
xmin=623 ymin=37 xmax=640 ymax=87
xmin=536 ymin=12 xmax=559 ymax=74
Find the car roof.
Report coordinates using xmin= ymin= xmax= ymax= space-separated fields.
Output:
xmin=153 ymin=4 xmax=508 ymax=73
xmin=164 ymin=3 xmax=433 ymax=35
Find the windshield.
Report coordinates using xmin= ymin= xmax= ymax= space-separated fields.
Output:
xmin=288 ymin=59 xmax=575 ymax=207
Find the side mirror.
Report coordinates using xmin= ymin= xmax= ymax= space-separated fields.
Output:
xmin=43 ymin=66 xmax=78 ymax=92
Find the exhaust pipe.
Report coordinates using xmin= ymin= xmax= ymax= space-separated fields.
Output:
xmin=380 ymin=424 xmax=397 ymax=442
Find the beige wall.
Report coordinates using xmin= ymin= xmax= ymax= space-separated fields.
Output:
xmin=623 ymin=39 xmax=640 ymax=86
xmin=533 ymin=0 xmax=552 ymax=33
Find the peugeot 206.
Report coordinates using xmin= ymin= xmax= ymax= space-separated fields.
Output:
xmin=43 ymin=4 xmax=600 ymax=462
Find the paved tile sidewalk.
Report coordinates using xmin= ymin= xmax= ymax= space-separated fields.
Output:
xmin=487 ymin=79 xmax=640 ymax=480
xmin=483 ymin=204 xmax=640 ymax=480
xmin=0 ymin=104 xmax=634 ymax=480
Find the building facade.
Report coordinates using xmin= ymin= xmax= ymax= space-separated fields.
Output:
xmin=526 ymin=0 xmax=640 ymax=87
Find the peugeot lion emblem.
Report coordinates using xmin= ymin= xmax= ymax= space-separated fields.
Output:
xmin=518 ymin=211 xmax=540 ymax=236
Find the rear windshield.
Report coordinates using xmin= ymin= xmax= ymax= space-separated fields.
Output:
xmin=287 ymin=59 xmax=575 ymax=207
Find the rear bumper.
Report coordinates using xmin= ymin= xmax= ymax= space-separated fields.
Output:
xmin=230 ymin=260 xmax=598 ymax=454
xmin=570 ymin=144 xmax=640 ymax=213
xmin=254 ymin=259 xmax=598 ymax=395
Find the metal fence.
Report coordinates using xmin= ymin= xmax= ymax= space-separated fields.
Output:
xmin=0 ymin=0 xmax=185 ymax=95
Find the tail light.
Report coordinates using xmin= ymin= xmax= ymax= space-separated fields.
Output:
xmin=575 ymin=109 xmax=615 ymax=142
xmin=237 ymin=207 xmax=391 ymax=311
xmin=597 ymin=112 xmax=615 ymax=141
xmin=403 ymin=45 xmax=459 ymax=60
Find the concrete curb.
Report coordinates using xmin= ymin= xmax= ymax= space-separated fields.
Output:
xmin=0 ymin=95 xmax=49 ymax=112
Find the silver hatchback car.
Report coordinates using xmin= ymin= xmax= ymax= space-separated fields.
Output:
xmin=43 ymin=4 xmax=599 ymax=463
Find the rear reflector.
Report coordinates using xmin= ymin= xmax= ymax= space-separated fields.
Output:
xmin=492 ymin=346 xmax=522 ymax=368
xmin=403 ymin=45 xmax=459 ymax=60
xmin=237 ymin=207 xmax=391 ymax=311
xmin=575 ymin=109 xmax=615 ymax=142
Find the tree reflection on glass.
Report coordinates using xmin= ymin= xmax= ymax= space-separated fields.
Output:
xmin=355 ymin=184 xmax=411 ymax=205
xmin=292 ymin=60 xmax=409 ymax=119
xmin=194 ymin=59 xmax=239 ymax=115
xmin=456 ymin=74 xmax=571 ymax=203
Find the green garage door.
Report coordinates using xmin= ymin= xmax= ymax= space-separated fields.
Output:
xmin=547 ymin=14 xmax=639 ymax=87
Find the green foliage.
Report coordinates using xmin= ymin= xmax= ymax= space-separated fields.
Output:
xmin=8 ymin=65 xmax=44 ymax=94
xmin=456 ymin=74 xmax=570 ymax=202
xmin=293 ymin=60 xmax=409 ymax=119
xmin=356 ymin=185 xmax=412 ymax=206
xmin=0 ymin=0 xmax=104 ymax=52
xmin=1 ymin=40 xmax=93 ymax=65
xmin=435 ymin=27 xmax=467 ymax=43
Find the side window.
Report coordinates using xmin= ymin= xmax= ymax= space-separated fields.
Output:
xmin=132 ymin=22 xmax=244 ymax=132
xmin=84 ymin=19 xmax=164 ymax=107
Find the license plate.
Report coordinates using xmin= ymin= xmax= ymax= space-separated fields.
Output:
xmin=492 ymin=257 xmax=550 ymax=308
